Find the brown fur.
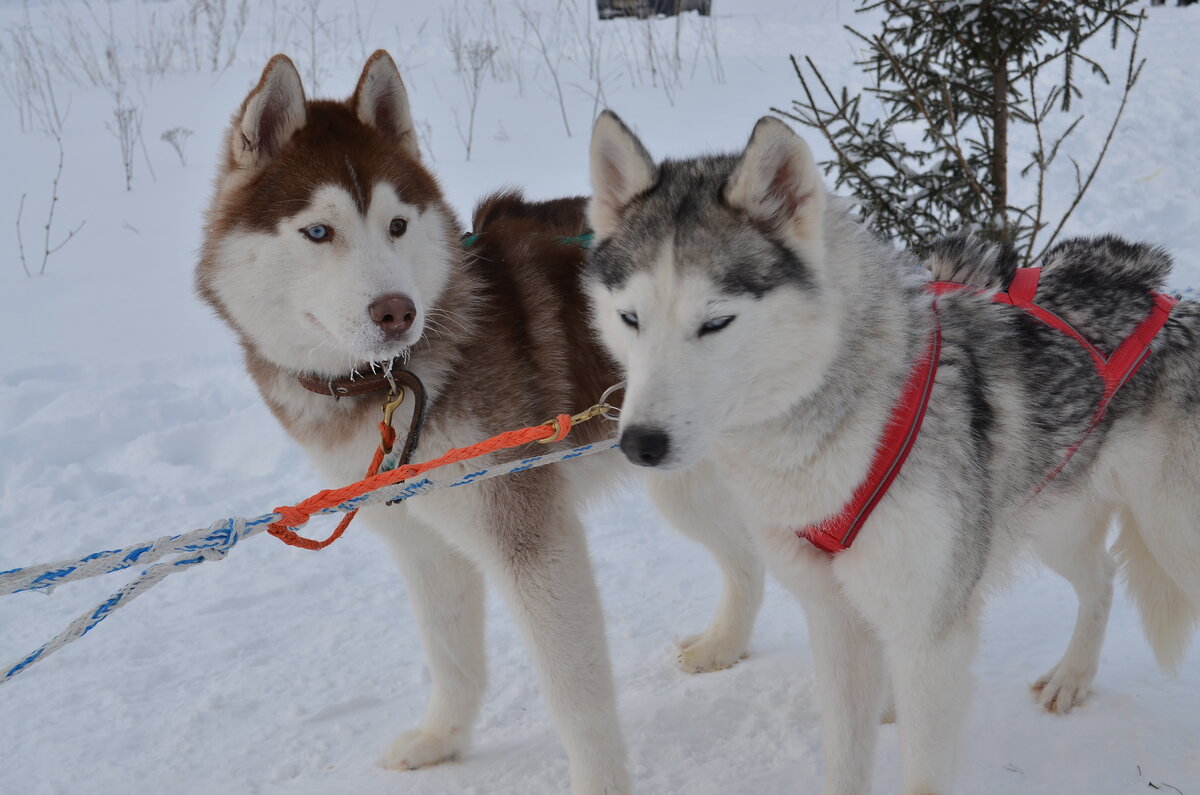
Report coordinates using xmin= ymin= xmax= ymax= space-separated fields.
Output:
xmin=195 ymin=79 xmax=617 ymax=465
xmin=192 ymin=55 xmax=644 ymax=791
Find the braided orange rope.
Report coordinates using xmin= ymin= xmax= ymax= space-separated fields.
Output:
xmin=267 ymin=414 xmax=574 ymax=550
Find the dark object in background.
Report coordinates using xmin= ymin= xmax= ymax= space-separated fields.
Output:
xmin=1150 ymin=0 xmax=1198 ymax=6
xmin=597 ymin=0 xmax=712 ymax=19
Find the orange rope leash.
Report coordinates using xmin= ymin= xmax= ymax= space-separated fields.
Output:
xmin=267 ymin=414 xmax=574 ymax=550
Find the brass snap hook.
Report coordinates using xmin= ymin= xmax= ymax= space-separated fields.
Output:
xmin=382 ymin=387 xmax=406 ymax=428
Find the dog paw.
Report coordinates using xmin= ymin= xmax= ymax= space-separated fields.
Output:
xmin=1031 ymin=665 xmax=1093 ymax=714
xmin=676 ymin=632 xmax=747 ymax=674
xmin=380 ymin=728 xmax=465 ymax=771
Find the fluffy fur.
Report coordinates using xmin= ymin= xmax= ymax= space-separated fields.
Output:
xmin=583 ymin=110 xmax=1200 ymax=794
xmin=196 ymin=54 xmax=764 ymax=795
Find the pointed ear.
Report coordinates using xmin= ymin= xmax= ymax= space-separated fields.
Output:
xmin=589 ymin=111 xmax=657 ymax=238
xmin=724 ymin=117 xmax=825 ymax=242
xmin=353 ymin=50 xmax=419 ymax=160
xmin=233 ymin=54 xmax=306 ymax=170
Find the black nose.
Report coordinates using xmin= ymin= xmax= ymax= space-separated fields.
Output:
xmin=620 ymin=426 xmax=671 ymax=467
xmin=369 ymin=293 xmax=417 ymax=339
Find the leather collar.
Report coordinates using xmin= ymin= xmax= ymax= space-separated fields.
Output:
xmin=296 ymin=364 xmax=429 ymax=471
xmin=296 ymin=363 xmax=419 ymax=399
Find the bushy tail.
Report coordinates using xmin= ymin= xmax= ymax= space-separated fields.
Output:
xmin=1112 ymin=507 xmax=1198 ymax=673
xmin=925 ymin=232 xmax=1018 ymax=290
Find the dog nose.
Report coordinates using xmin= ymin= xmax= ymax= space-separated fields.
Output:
xmin=369 ymin=293 xmax=417 ymax=338
xmin=620 ymin=426 xmax=671 ymax=467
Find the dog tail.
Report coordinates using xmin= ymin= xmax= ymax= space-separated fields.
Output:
xmin=1113 ymin=507 xmax=1198 ymax=673
xmin=925 ymin=233 xmax=1018 ymax=290
xmin=1038 ymin=235 xmax=1173 ymax=293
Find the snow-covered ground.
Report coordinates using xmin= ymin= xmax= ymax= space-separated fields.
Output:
xmin=2 ymin=1 xmax=1198 ymax=793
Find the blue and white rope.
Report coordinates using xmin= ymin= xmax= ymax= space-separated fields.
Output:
xmin=1 ymin=437 xmax=620 ymax=685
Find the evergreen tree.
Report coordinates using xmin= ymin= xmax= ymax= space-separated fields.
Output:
xmin=776 ymin=0 xmax=1144 ymax=264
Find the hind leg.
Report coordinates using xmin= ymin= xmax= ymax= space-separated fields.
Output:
xmin=647 ymin=461 xmax=765 ymax=673
xmin=375 ymin=515 xmax=488 ymax=770
xmin=1028 ymin=501 xmax=1115 ymax=714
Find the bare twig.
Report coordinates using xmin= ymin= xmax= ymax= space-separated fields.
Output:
xmin=516 ymin=3 xmax=571 ymax=137
xmin=17 ymin=136 xmax=85 ymax=277
xmin=40 ymin=136 xmax=85 ymax=275
xmin=161 ymin=127 xmax=193 ymax=166
xmin=1031 ymin=11 xmax=1144 ymax=262
xmin=16 ymin=194 xmax=30 ymax=277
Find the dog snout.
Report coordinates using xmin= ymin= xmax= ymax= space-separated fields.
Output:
xmin=620 ymin=426 xmax=671 ymax=467
xmin=369 ymin=293 xmax=417 ymax=338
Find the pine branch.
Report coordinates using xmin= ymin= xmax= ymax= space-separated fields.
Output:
xmin=869 ymin=31 xmax=991 ymax=213
xmin=775 ymin=58 xmax=918 ymax=240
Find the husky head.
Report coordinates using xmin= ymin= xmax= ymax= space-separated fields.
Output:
xmin=197 ymin=51 xmax=459 ymax=377
xmin=584 ymin=112 xmax=842 ymax=471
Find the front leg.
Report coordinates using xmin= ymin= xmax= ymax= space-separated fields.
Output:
xmin=802 ymin=595 xmax=887 ymax=795
xmin=647 ymin=461 xmax=765 ymax=674
xmin=371 ymin=510 xmax=488 ymax=771
xmin=886 ymin=611 xmax=979 ymax=795
xmin=436 ymin=476 xmax=630 ymax=795
xmin=758 ymin=529 xmax=886 ymax=795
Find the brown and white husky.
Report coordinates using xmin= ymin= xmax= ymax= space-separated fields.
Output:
xmin=194 ymin=51 xmax=764 ymax=794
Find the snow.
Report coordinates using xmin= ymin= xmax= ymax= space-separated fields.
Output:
xmin=1 ymin=1 xmax=1198 ymax=793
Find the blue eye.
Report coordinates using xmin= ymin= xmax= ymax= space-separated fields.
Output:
xmin=302 ymin=224 xmax=332 ymax=242
xmin=699 ymin=315 xmax=735 ymax=336
xmin=618 ymin=311 xmax=639 ymax=329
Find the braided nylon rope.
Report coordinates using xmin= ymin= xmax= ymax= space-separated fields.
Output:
xmin=1 ymin=437 xmax=619 ymax=684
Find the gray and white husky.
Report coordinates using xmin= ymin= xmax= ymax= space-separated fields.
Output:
xmin=196 ymin=53 xmax=764 ymax=794
xmin=584 ymin=110 xmax=1200 ymax=793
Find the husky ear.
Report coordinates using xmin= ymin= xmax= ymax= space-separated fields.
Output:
xmin=725 ymin=117 xmax=825 ymax=242
xmin=353 ymin=50 xmax=420 ymax=160
xmin=589 ymin=111 xmax=657 ymax=238
xmin=234 ymin=54 xmax=306 ymax=170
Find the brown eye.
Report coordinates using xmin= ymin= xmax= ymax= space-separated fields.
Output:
xmin=389 ymin=217 xmax=408 ymax=238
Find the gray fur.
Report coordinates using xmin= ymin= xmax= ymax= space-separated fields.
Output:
xmin=585 ymin=114 xmax=1200 ymax=791
xmin=589 ymin=156 xmax=815 ymax=297
xmin=926 ymin=232 xmax=1018 ymax=289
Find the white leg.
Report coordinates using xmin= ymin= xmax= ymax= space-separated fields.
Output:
xmin=445 ymin=480 xmax=629 ymax=795
xmin=375 ymin=516 xmax=488 ymax=770
xmin=760 ymin=535 xmax=884 ymax=795
xmin=647 ymin=462 xmax=765 ymax=673
xmin=1029 ymin=503 xmax=1115 ymax=713
xmin=887 ymin=607 xmax=980 ymax=795
xmin=808 ymin=601 xmax=887 ymax=795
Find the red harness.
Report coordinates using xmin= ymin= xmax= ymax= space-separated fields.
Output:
xmin=799 ymin=268 xmax=1177 ymax=554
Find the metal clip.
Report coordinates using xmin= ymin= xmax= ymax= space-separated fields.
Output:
xmin=598 ymin=381 xmax=624 ymax=422
xmin=382 ymin=387 xmax=406 ymax=429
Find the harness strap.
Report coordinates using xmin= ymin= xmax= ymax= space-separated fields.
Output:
xmin=1031 ymin=288 xmax=1176 ymax=495
xmin=799 ymin=309 xmax=942 ymax=554
xmin=803 ymin=270 xmax=1177 ymax=553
